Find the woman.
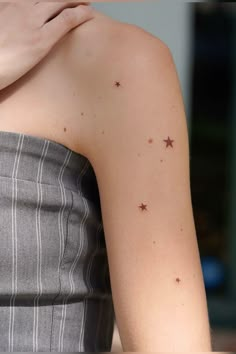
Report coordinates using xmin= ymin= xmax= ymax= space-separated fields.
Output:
xmin=0 ymin=2 xmax=212 ymax=352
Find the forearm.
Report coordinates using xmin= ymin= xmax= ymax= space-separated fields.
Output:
xmin=111 ymin=224 xmax=212 ymax=351
xmin=115 ymin=267 xmax=212 ymax=351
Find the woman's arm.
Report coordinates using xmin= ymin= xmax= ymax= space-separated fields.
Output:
xmin=82 ymin=25 xmax=212 ymax=351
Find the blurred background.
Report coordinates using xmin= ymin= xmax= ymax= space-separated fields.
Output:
xmin=91 ymin=0 xmax=236 ymax=351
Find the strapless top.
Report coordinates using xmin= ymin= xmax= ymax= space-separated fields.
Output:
xmin=0 ymin=130 xmax=114 ymax=352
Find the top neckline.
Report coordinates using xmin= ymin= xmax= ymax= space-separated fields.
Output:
xmin=0 ymin=130 xmax=83 ymax=157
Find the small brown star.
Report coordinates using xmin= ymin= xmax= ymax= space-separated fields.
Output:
xmin=63 ymin=127 xmax=67 ymax=132
xmin=148 ymin=138 xmax=153 ymax=144
xmin=175 ymin=277 xmax=181 ymax=283
xmin=139 ymin=203 xmax=148 ymax=211
xmin=163 ymin=136 xmax=174 ymax=148
xmin=115 ymin=81 xmax=121 ymax=87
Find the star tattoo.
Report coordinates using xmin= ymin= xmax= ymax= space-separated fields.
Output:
xmin=163 ymin=136 xmax=174 ymax=148
xmin=139 ymin=203 xmax=148 ymax=211
xmin=115 ymin=81 xmax=121 ymax=87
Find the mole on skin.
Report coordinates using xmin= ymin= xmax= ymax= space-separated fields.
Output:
xmin=175 ymin=278 xmax=181 ymax=283
xmin=63 ymin=127 xmax=67 ymax=132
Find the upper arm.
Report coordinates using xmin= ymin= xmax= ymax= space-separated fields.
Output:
xmin=89 ymin=30 xmax=195 ymax=268
xmin=78 ymin=25 xmax=211 ymax=350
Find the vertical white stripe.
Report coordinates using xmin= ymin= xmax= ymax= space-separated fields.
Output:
xmin=58 ymin=150 xmax=73 ymax=266
xmin=9 ymin=134 xmax=24 ymax=352
xmin=58 ymin=160 xmax=90 ymax=352
xmin=49 ymin=149 xmax=72 ymax=351
xmin=33 ymin=140 xmax=49 ymax=352
xmin=77 ymin=206 xmax=100 ymax=352
xmin=86 ymin=222 xmax=103 ymax=350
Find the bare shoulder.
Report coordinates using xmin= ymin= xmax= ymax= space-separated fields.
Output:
xmin=67 ymin=6 xmax=170 ymax=70
xmin=65 ymin=7 xmax=174 ymax=158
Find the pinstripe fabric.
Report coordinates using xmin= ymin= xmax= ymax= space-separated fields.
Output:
xmin=0 ymin=131 xmax=114 ymax=352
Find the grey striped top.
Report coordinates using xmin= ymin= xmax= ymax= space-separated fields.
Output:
xmin=0 ymin=131 xmax=115 ymax=352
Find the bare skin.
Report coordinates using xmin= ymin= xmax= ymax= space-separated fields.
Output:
xmin=0 ymin=8 xmax=116 ymax=156
xmin=0 ymin=8 xmax=160 ymax=156
xmin=0 ymin=7 xmax=212 ymax=351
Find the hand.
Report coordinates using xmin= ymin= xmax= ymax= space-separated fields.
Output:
xmin=0 ymin=1 xmax=94 ymax=90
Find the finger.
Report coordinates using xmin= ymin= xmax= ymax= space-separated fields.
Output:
xmin=37 ymin=2 xmax=88 ymax=24
xmin=35 ymin=0 xmax=90 ymax=2
xmin=41 ymin=5 xmax=94 ymax=46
